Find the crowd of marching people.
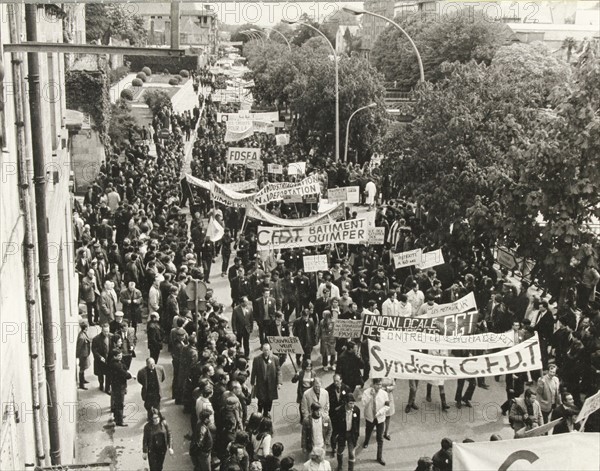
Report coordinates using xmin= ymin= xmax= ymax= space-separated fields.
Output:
xmin=73 ymin=63 xmax=600 ymax=471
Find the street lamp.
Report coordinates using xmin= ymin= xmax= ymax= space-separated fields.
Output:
xmin=241 ymin=30 xmax=263 ymax=46
xmin=344 ymin=103 xmax=376 ymax=163
xmin=252 ymin=27 xmax=292 ymax=51
xmin=283 ymin=19 xmax=340 ymax=162
xmin=342 ymin=5 xmax=425 ymax=83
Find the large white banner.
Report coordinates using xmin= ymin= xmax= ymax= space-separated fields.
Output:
xmin=206 ymin=175 xmax=321 ymax=208
xmin=380 ymin=330 xmax=515 ymax=350
xmin=257 ymin=218 xmax=369 ymax=251
xmin=368 ymin=334 xmax=542 ymax=380
xmin=393 ymin=249 xmax=423 ymax=268
xmin=328 ymin=186 xmax=360 ymax=204
xmin=454 ymin=433 xmax=600 ymax=471
xmin=224 ymin=120 xmax=275 ymax=142
xmin=218 ymin=111 xmax=279 ymax=122
xmin=246 ymin=202 xmax=345 ymax=227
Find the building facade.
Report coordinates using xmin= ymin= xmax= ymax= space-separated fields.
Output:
xmin=133 ymin=3 xmax=219 ymax=54
xmin=1 ymin=4 xmax=79 ymax=469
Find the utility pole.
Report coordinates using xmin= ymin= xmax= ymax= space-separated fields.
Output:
xmin=171 ymin=1 xmax=181 ymax=49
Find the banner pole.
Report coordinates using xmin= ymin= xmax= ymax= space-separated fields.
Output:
xmin=288 ymin=354 xmax=298 ymax=373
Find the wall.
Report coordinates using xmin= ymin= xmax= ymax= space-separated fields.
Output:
xmin=71 ymin=130 xmax=105 ymax=194
xmin=0 ymin=4 xmax=78 ymax=468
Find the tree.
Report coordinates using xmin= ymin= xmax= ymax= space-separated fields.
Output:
xmin=500 ymin=41 xmax=600 ymax=301
xmin=230 ymin=24 xmax=262 ymax=43
xmin=143 ymin=89 xmax=172 ymax=116
xmin=371 ymin=10 xmax=509 ymax=88
xmin=86 ymin=4 xmax=147 ymax=45
xmin=381 ymin=42 xmax=569 ymax=257
xmin=108 ymin=99 xmax=138 ymax=149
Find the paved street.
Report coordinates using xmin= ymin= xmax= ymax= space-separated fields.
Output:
xmin=76 ymin=245 xmax=514 ymax=471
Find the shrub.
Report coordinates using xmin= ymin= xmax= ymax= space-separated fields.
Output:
xmin=136 ymin=72 xmax=147 ymax=82
xmin=163 ymin=68 xmax=170 ymax=75
xmin=141 ymin=66 xmax=152 ymax=76
xmin=168 ymin=78 xmax=179 ymax=86
xmin=108 ymin=65 xmax=130 ymax=85
xmin=131 ymin=78 xmax=143 ymax=87
xmin=120 ymin=89 xmax=134 ymax=100
xmin=144 ymin=89 xmax=172 ymax=115
xmin=179 ymin=69 xmax=190 ymax=78
xmin=173 ymin=75 xmax=182 ymax=83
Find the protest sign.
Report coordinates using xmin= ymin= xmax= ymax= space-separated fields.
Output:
xmin=368 ymin=333 xmax=542 ymax=380
xmin=283 ymin=194 xmax=303 ymax=203
xmin=453 ymin=433 xmax=600 ymax=471
xmin=381 ymin=330 xmax=515 ymax=350
xmin=253 ymin=175 xmax=321 ymax=205
xmin=362 ymin=309 xmax=479 ymax=340
xmin=421 ymin=292 xmax=478 ymax=319
xmin=246 ymin=203 xmax=344 ymax=228
xmin=267 ymin=163 xmax=283 ymax=174
xmin=226 ymin=147 xmax=262 ymax=166
xmin=367 ymin=227 xmax=386 ymax=245
xmin=333 ymin=319 xmax=363 ymax=339
xmin=303 ymin=255 xmax=328 ymax=273
xmin=288 ymin=162 xmax=306 ymax=175
xmin=186 ymin=174 xmax=211 ymax=191
xmin=275 ymin=134 xmax=290 ymax=146
xmin=327 ymin=186 xmax=360 ymax=204
xmin=517 ymin=418 xmax=563 ymax=438
xmin=267 ymin=336 xmax=304 ymax=354
xmin=393 ymin=249 xmax=423 ymax=268
xmin=224 ymin=120 xmax=275 ymax=142
xmin=577 ymin=389 xmax=600 ymax=424
xmin=257 ymin=218 xmax=369 ymax=251
xmin=417 ymin=249 xmax=445 ymax=269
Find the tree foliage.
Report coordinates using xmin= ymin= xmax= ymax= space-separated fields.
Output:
xmin=371 ymin=10 xmax=510 ymax=88
xmin=86 ymin=4 xmax=147 ymax=45
xmin=108 ymin=99 xmax=137 ymax=149
xmin=143 ymin=89 xmax=172 ymax=116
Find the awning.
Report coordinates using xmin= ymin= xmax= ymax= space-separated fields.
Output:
xmin=64 ymin=109 xmax=90 ymax=131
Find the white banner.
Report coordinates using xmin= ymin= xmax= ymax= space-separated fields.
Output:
xmin=246 ymin=203 xmax=345 ymax=228
xmin=303 ymin=255 xmax=328 ymax=272
xmin=327 ymin=186 xmax=360 ymax=204
xmin=186 ymin=174 xmax=211 ymax=190
xmin=267 ymin=163 xmax=283 ymax=174
xmin=380 ymin=330 xmax=515 ymax=350
xmin=218 ymin=111 xmax=279 ymax=122
xmin=224 ymin=120 xmax=275 ymax=142
xmin=417 ymin=249 xmax=446 ymax=269
xmin=267 ymin=336 xmax=304 ymax=354
xmin=454 ymin=433 xmax=600 ymax=471
xmin=275 ymin=134 xmax=290 ymax=146
xmin=257 ymin=218 xmax=369 ymax=251
xmin=393 ymin=249 xmax=423 ymax=268
xmin=368 ymin=334 xmax=542 ymax=380
xmin=367 ymin=227 xmax=386 ymax=245
xmin=226 ymin=147 xmax=262 ymax=166
xmin=420 ymin=292 xmax=478 ymax=319
xmin=222 ymin=180 xmax=258 ymax=191
xmin=288 ymin=161 xmax=306 ymax=175
xmin=577 ymin=390 xmax=600 ymax=424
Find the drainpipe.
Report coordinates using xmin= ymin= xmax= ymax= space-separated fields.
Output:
xmin=7 ymin=4 xmax=46 ymax=466
xmin=25 ymin=4 xmax=62 ymax=465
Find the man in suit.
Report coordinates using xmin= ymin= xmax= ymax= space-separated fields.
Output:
xmin=231 ymin=296 xmax=254 ymax=357
xmin=250 ymin=343 xmax=281 ymax=416
xmin=91 ymin=324 xmax=113 ymax=393
xmin=254 ymin=287 xmax=276 ymax=345
xmin=137 ymin=357 xmax=166 ymax=419
xmin=333 ymin=394 xmax=360 ymax=471
xmin=98 ymin=280 xmax=117 ymax=325
xmin=265 ymin=311 xmax=290 ymax=365
xmin=335 ymin=269 xmax=353 ymax=294
xmin=301 ymin=377 xmax=330 ymax=422
xmin=110 ymin=350 xmax=132 ymax=426
xmin=76 ymin=321 xmax=91 ymax=390
xmin=120 ymin=281 xmax=143 ymax=331
xmin=326 ymin=374 xmax=352 ymax=454
xmin=293 ymin=308 xmax=317 ymax=366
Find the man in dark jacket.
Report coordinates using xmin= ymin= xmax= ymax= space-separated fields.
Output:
xmin=91 ymin=324 xmax=113 ymax=393
xmin=147 ymin=312 xmax=163 ymax=363
xmin=293 ymin=309 xmax=316 ymax=366
xmin=265 ymin=311 xmax=290 ymax=366
xmin=327 ymin=374 xmax=353 ymax=454
xmin=137 ymin=358 xmax=166 ymax=419
xmin=250 ymin=343 xmax=281 ymax=415
xmin=332 ymin=394 xmax=360 ymax=471
xmin=254 ymin=287 xmax=276 ymax=345
xmin=110 ymin=350 xmax=132 ymax=426
xmin=335 ymin=342 xmax=364 ymax=392
xmin=231 ymin=296 xmax=254 ymax=358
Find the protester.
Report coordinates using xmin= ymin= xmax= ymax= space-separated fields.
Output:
xmin=142 ymin=408 xmax=173 ymax=471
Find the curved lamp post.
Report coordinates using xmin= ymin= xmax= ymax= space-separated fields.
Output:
xmin=342 ymin=5 xmax=425 ymax=83
xmin=241 ymin=30 xmax=263 ymax=46
xmin=283 ymin=19 xmax=340 ymax=162
xmin=252 ymin=27 xmax=292 ymax=51
xmin=344 ymin=102 xmax=376 ymax=163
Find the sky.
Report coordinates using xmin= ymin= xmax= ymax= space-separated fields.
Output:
xmin=203 ymin=1 xmax=365 ymax=26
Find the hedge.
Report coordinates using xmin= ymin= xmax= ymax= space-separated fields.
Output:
xmin=131 ymin=78 xmax=144 ymax=87
xmin=141 ymin=66 xmax=152 ymax=76
xmin=65 ymin=69 xmax=110 ymax=143
xmin=168 ymin=78 xmax=180 ymax=86
xmin=173 ymin=75 xmax=183 ymax=83
xmin=179 ymin=69 xmax=190 ymax=78
xmin=136 ymin=72 xmax=148 ymax=82
xmin=124 ymin=55 xmax=198 ymax=73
